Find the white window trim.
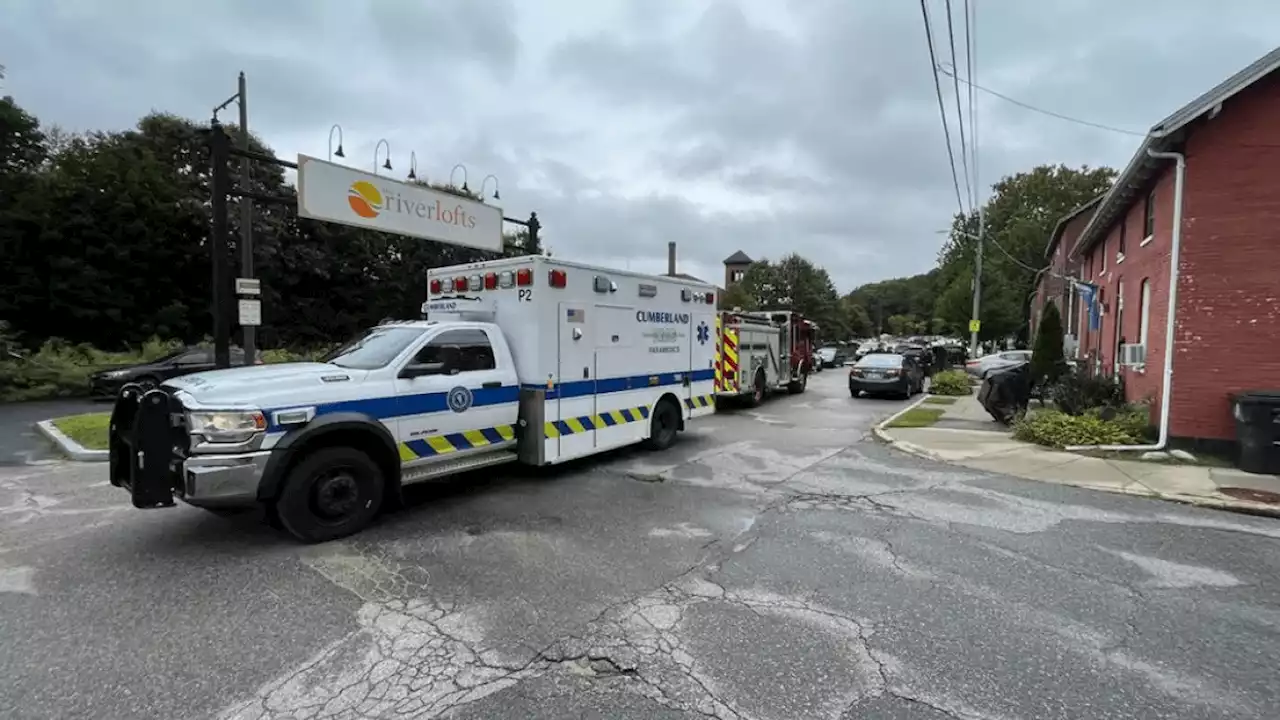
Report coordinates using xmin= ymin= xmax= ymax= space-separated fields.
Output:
xmin=1139 ymin=235 xmax=1154 ymax=247
xmin=1116 ymin=252 xmax=1125 ymax=264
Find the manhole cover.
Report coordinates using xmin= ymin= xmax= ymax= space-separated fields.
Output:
xmin=1220 ymin=487 xmax=1280 ymax=505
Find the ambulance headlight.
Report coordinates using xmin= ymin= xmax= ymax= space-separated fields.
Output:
xmin=187 ymin=410 xmax=267 ymax=443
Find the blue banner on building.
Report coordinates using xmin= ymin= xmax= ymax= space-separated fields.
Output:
xmin=1075 ymin=281 xmax=1101 ymax=331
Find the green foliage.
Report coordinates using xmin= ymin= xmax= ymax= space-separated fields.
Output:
xmin=1013 ymin=409 xmax=1140 ymax=449
xmin=51 ymin=412 xmax=110 ymax=450
xmin=844 ymin=270 xmax=942 ymax=337
xmin=0 ymin=99 xmax=521 ymax=354
xmin=733 ymin=255 xmax=848 ymax=341
xmin=933 ymin=165 xmax=1115 ymax=344
xmin=1049 ymin=365 xmax=1125 ymax=416
xmin=886 ymin=407 xmax=944 ymax=428
xmin=1088 ymin=404 xmax=1153 ymax=441
xmin=0 ymin=337 xmax=182 ymax=401
xmin=929 ymin=369 xmax=972 ymax=396
xmin=1031 ymin=302 xmax=1066 ymax=383
xmin=718 ymin=282 xmax=757 ymax=312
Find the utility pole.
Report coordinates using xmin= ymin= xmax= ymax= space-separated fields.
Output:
xmin=237 ymin=72 xmax=256 ymax=364
xmin=969 ymin=208 xmax=984 ymax=358
xmin=209 ymin=122 xmax=232 ymax=369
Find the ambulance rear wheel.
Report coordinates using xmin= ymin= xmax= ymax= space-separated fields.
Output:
xmin=275 ymin=446 xmax=385 ymax=543
xmin=645 ymin=398 xmax=681 ymax=451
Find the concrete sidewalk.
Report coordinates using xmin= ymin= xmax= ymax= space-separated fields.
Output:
xmin=877 ymin=394 xmax=1280 ymax=518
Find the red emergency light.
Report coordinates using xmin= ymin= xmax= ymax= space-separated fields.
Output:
xmin=454 ymin=276 xmax=469 ymax=292
xmin=516 ymin=268 xmax=533 ymax=286
xmin=429 ymin=279 xmax=442 ymax=294
xmin=705 ymin=292 xmax=715 ymax=304
xmin=549 ymin=269 xmax=568 ymax=288
xmin=484 ymin=272 xmax=498 ymax=290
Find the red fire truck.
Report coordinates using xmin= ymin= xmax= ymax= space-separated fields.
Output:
xmin=715 ymin=310 xmax=816 ymax=405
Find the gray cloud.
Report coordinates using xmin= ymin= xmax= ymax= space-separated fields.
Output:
xmin=2 ymin=0 xmax=1276 ymax=292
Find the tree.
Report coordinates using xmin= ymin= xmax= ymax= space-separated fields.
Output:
xmin=718 ymin=282 xmax=756 ymax=311
xmin=1031 ymin=301 xmax=1066 ymax=383
xmin=732 ymin=255 xmax=848 ymax=341
xmin=933 ymin=164 xmax=1115 ymax=343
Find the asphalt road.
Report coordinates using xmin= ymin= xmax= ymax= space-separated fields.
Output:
xmin=0 ymin=398 xmax=102 ymax=465
xmin=2 ymin=370 xmax=1279 ymax=720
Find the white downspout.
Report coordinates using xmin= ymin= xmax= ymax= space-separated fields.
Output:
xmin=1066 ymin=147 xmax=1185 ymax=452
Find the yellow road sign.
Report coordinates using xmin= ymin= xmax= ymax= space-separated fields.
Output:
xmin=968 ymin=319 xmax=981 ymax=333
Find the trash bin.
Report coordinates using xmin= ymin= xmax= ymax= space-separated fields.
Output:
xmin=1232 ymin=391 xmax=1280 ymax=475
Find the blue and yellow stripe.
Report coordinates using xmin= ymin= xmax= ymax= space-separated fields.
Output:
xmin=684 ymin=394 xmax=715 ymax=410
xmin=399 ymin=424 xmax=516 ymax=462
xmin=545 ymin=406 xmax=651 ymax=438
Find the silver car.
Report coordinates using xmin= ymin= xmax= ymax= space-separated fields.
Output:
xmin=964 ymin=350 xmax=1032 ymax=379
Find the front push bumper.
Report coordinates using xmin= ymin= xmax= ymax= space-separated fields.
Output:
xmin=108 ymin=385 xmax=269 ymax=509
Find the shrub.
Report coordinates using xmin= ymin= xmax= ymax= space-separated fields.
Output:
xmin=1031 ymin=303 xmax=1067 ymax=385
xmin=1013 ymin=409 xmax=1140 ymax=449
xmin=1088 ymin=404 xmax=1153 ymax=441
xmin=930 ymin=369 xmax=971 ymax=396
xmin=1049 ymin=365 xmax=1125 ymax=416
xmin=0 ymin=337 xmax=182 ymax=402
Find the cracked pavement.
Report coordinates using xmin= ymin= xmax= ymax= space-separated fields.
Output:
xmin=2 ymin=371 xmax=1279 ymax=719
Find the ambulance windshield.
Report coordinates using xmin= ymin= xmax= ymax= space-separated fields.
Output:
xmin=325 ymin=326 xmax=426 ymax=369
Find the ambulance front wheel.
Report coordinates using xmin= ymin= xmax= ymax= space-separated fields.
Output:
xmin=275 ymin=446 xmax=385 ymax=543
xmin=645 ymin=398 xmax=681 ymax=451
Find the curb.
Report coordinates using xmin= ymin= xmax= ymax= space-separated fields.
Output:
xmin=35 ymin=420 xmax=108 ymax=462
xmin=872 ymin=396 xmax=946 ymax=462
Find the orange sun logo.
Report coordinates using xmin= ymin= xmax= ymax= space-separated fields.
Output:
xmin=348 ymin=180 xmax=383 ymax=218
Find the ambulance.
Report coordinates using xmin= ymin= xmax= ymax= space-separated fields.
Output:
xmin=107 ymin=256 xmax=718 ymax=542
xmin=714 ymin=309 xmax=816 ymax=405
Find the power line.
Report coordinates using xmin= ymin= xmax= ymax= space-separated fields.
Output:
xmin=919 ymin=0 xmax=966 ymax=215
xmin=963 ymin=0 xmax=976 ymax=208
xmin=937 ymin=64 xmax=1147 ymax=137
xmin=942 ymin=0 xmax=971 ymax=210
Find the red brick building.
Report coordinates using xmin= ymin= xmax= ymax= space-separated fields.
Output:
xmin=1035 ymin=47 xmax=1280 ymax=450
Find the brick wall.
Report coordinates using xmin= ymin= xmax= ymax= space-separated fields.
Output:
xmin=1169 ymin=72 xmax=1280 ymax=440
xmin=1077 ymin=71 xmax=1280 ymax=441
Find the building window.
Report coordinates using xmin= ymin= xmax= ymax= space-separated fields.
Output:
xmin=1143 ymin=190 xmax=1156 ymax=238
xmin=1139 ymin=278 xmax=1151 ymax=347
xmin=1100 ymin=238 xmax=1107 ymax=274
xmin=1117 ymin=218 xmax=1127 ymax=256
xmin=730 ymin=270 xmax=745 ymax=283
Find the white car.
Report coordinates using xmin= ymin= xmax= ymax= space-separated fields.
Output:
xmin=965 ymin=350 xmax=1032 ymax=379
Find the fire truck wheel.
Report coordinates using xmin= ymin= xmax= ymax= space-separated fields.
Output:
xmin=276 ymin=446 xmax=385 ymax=543
xmin=788 ymin=371 xmax=808 ymax=394
xmin=645 ymin=398 xmax=681 ymax=451
xmin=748 ymin=370 xmax=767 ymax=407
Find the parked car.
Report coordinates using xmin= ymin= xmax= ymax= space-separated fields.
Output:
xmin=965 ymin=350 xmax=1032 ymax=379
xmin=896 ymin=345 xmax=934 ymax=377
xmin=817 ymin=346 xmax=848 ymax=368
xmin=89 ymin=346 xmax=250 ymax=398
xmin=849 ymin=353 xmax=925 ymax=399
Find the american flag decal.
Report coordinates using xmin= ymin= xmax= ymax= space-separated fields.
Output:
xmin=566 ymin=308 xmax=584 ymax=323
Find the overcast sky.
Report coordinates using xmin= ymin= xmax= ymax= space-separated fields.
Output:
xmin=3 ymin=0 xmax=1276 ymax=292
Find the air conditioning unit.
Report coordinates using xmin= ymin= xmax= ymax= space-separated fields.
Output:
xmin=1119 ymin=343 xmax=1146 ymax=367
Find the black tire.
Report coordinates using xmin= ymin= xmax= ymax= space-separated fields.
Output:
xmin=645 ymin=398 xmax=681 ymax=451
xmin=275 ymin=446 xmax=385 ymax=543
xmin=748 ymin=370 xmax=767 ymax=407
xmin=788 ymin=371 xmax=808 ymax=395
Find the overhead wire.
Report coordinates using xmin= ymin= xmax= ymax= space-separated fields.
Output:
xmin=963 ymin=0 xmax=977 ymax=209
xmin=943 ymin=0 xmax=972 ymax=209
xmin=937 ymin=64 xmax=1147 ymax=137
xmin=919 ymin=0 xmax=967 ymax=215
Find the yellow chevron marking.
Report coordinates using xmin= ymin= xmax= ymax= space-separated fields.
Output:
xmin=497 ymin=425 xmax=516 ymax=441
xmin=462 ymin=429 xmax=490 ymax=447
xmin=544 ymin=422 xmax=561 ymax=438
xmin=608 ymin=410 xmax=626 ymax=424
xmin=398 ymin=443 xmax=418 ymax=462
xmin=565 ymin=417 xmax=588 ymax=434
xmin=426 ymin=435 xmax=455 ymax=454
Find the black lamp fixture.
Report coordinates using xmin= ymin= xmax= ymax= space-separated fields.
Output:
xmin=450 ymin=163 xmax=470 ymax=193
xmin=328 ymin=124 xmax=345 ymax=160
xmin=374 ymin=139 xmax=392 ymax=175
xmin=407 ymin=151 xmax=418 ymax=181
xmin=480 ymin=174 xmax=501 ymax=201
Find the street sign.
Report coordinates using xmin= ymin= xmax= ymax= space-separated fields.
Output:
xmin=235 ymin=277 xmax=261 ymax=296
xmin=238 ymin=298 xmax=262 ymax=326
xmin=968 ymin=319 xmax=981 ymax=333
xmin=295 ymin=155 xmax=504 ymax=252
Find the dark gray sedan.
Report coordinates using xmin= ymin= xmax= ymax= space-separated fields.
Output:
xmin=848 ymin=352 xmax=924 ymax=399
